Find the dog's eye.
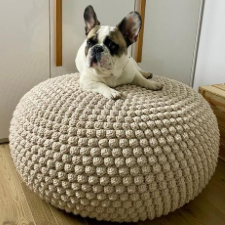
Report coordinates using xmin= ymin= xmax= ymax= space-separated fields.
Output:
xmin=87 ymin=39 xmax=97 ymax=47
xmin=104 ymin=37 xmax=119 ymax=55
xmin=87 ymin=40 xmax=92 ymax=46
xmin=109 ymin=42 xmax=116 ymax=49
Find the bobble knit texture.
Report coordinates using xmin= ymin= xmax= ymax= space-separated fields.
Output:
xmin=9 ymin=73 xmax=219 ymax=222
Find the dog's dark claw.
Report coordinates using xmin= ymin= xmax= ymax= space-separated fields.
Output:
xmin=147 ymin=73 xmax=153 ymax=79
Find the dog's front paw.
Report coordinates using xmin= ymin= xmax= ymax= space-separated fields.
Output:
xmin=104 ymin=90 xmax=122 ymax=100
xmin=146 ymin=81 xmax=163 ymax=91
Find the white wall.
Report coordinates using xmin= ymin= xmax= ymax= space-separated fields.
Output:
xmin=193 ymin=0 xmax=225 ymax=89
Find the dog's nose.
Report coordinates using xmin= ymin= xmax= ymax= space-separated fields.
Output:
xmin=94 ymin=46 xmax=104 ymax=54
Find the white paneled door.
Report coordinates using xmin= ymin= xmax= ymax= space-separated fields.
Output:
xmin=50 ymin=0 xmax=135 ymax=77
xmin=136 ymin=0 xmax=202 ymax=85
xmin=0 ymin=0 xmax=50 ymax=141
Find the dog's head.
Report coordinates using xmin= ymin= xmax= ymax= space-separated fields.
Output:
xmin=83 ymin=5 xmax=142 ymax=72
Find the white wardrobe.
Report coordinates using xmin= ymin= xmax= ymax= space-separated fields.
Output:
xmin=137 ymin=0 xmax=202 ymax=86
xmin=0 ymin=0 xmax=50 ymax=142
xmin=0 ymin=0 xmax=135 ymax=141
xmin=0 ymin=0 xmax=202 ymax=142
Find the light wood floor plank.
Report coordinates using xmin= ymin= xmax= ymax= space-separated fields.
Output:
xmin=0 ymin=144 xmax=36 ymax=225
xmin=197 ymin=163 xmax=225 ymax=216
xmin=48 ymin=204 xmax=86 ymax=225
xmin=20 ymin=177 xmax=87 ymax=225
xmin=19 ymin=181 xmax=59 ymax=225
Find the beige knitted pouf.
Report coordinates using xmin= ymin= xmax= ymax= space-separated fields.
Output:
xmin=9 ymin=73 xmax=219 ymax=222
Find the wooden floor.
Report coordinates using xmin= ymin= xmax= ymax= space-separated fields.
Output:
xmin=1 ymin=144 xmax=225 ymax=225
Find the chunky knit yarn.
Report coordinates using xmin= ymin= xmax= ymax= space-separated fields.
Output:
xmin=9 ymin=73 xmax=219 ymax=222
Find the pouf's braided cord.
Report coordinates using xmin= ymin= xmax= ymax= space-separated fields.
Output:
xmin=9 ymin=73 xmax=219 ymax=222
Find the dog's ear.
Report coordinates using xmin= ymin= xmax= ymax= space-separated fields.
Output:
xmin=117 ymin=11 xmax=142 ymax=47
xmin=84 ymin=5 xmax=100 ymax=35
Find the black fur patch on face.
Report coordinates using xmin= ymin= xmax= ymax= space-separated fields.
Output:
xmin=104 ymin=36 xmax=119 ymax=56
xmin=107 ymin=28 xmax=128 ymax=56
xmin=85 ymin=35 xmax=98 ymax=56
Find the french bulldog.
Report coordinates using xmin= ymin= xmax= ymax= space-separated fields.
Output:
xmin=76 ymin=5 xmax=163 ymax=99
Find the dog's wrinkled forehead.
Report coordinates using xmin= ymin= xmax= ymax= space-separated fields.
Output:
xmin=99 ymin=26 xmax=127 ymax=47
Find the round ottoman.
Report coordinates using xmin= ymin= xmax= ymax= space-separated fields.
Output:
xmin=9 ymin=73 xmax=219 ymax=222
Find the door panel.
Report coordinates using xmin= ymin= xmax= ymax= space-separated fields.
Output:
xmin=50 ymin=0 xmax=135 ymax=77
xmin=136 ymin=0 xmax=202 ymax=85
xmin=0 ymin=0 xmax=50 ymax=140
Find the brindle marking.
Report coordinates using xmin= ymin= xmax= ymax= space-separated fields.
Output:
xmin=107 ymin=27 xmax=128 ymax=56
xmin=85 ymin=26 xmax=100 ymax=56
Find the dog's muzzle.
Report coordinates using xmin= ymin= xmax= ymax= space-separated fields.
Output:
xmin=88 ymin=44 xmax=113 ymax=70
xmin=90 ymin=45 xmax=104 ymax=66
